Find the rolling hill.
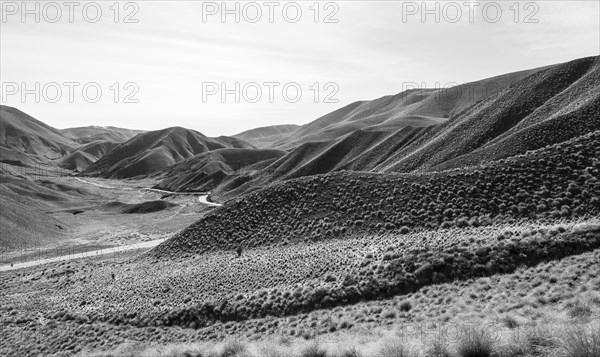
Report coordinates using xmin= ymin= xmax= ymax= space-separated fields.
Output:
xmin=151 ymin=129 xmax=600 ymax=259
xmin=0 ymin=105 xmax=77 ymax=166
xmin=0 ymin=168 xmax=96 ymax=249
xmin=57 ymin=140 xmax=120 ymax=171
xmin=62 ymin=126 xmax=145 ymax=144
xmin=84 ymin=127 xmax=256 ymax=178
xmin=0 ymin=189 xmax=68 ymax=249
xmin=377 ymin=55 xmax=600 ymax=173
xmin=234 ymin=124 xmax=299 ymax=148
xmin=274 ymin=65 xmax=545 ymax=149
xmin=210 ymin=56 xmax=600 ymax=200
xmin=154 ymin=148 xmax=287 ymax=192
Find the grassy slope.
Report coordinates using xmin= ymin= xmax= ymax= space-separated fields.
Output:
xmin=380 ymin=55 xmax=600 ymax=172
xmin=0 ymin=105 xmax=77 ymax=165
xmin=1 ymin=221 xmax=598 ymax=356
xmin=61 ymin=126 xmax=145 ymax=144
xmin=0 ymin=175 xmax=99 ymax=249
xmin=78 ymin=247 xmax=600 ymax=357
xmin=0 ymin=189 xmax=68 ymax=249
xmin=213 ymin=57 xmax=599 ymax=201
xmin=153 ymin=130 xmax=600 ymax=259
xmin=274 ymin=66 xmax=544 ymax=149
xmin=84 ymin=127 xmax=255 ymax=179
xmin=233 ymin=124 xmax=300 ymax=148
xmin=154 ymin=148 xmax=287 ymax=192
xmin=58 ymin=140 xmax=120 ymax=171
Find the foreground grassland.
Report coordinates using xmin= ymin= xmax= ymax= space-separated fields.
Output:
xmin=1 ymin=132 xmax=599 ymax=356
xmin=1 ymin=220 xmax=599 ymax=356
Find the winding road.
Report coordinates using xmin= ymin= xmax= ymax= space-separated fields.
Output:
xmin=141 ymin=187 xmax=223 ymax=207
xmin=0 ymin=187 xmax=222 ymax=272
xmin=0 ymin=239 xmax=167 ymax=272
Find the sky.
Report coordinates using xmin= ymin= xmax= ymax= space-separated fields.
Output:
xmin=1 ymin=0 xmax=599 ymax=136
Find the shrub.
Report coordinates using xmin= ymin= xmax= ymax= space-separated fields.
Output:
xmin=258 ymin=343 xmax=288 ymax=357
xmin=499 ymin=315 xmax=519 ymax=329
xmin=518 ymin=327 xmax=556 ymax=356
xmin=560 ymin=325 xmax=600 ymax=357
xmin=342 ymin=275 xmax=358 ymax=286
xmin=382 ymin=309 xmax=396 ymax=319
xmin=424 ymin=339 xmax=452 ymax=357
xmin=568 ymin=304 xmax=592 ymax=319
xmin=324 ymin=274 xmax=337 ymax=282
xmin=377 ymin=339 xmax=417 ymax=357
xmin=219 ymin=340 xmax=248 ymax=357
xmin=301 ymin=343 xmax=328 ymax=357
xmin=335 ymin=347 xmax=362 ymax=357
xmin=456 ymin=328 xmax=495 ymax=357
xmin=399 ymin=301 xmax=412 ymax=312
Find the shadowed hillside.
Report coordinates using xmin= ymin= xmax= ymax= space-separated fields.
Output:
xmin=151 ymin=130 xmax=600 ymax=259
xmin=0 ymin=190 xmax=68 ymax=249
xmin=275 ymin=66 xmax=545 ymax=149
xmin=154 ymin=148 xmax=287 ymax=192
xmin=0 ymin=170 xmax=96 ymax=249
xmin=378 ymin=55 xmax=600 ymax=173
xmin=84 ymin=127 xmax=255 ymax=178
xmin=58 ymin=140 xmax=120 ymax=171
xmin=0 ymin=106 xmax=77 ymax=166
xmin=211 ymin=56 xmax=600 ymax=200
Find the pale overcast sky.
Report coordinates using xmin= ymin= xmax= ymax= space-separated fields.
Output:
xmin=1 ymin=1 xmax=599 ymax=136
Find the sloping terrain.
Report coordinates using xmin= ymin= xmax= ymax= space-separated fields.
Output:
xmin=378 ymin=55 xmax=600 ymax=173
xmin=2 ymin=57 xmax=600 ymax=357
xmin=2 ymin=221 xmax=599 ymax=356
xmin=152 ymin=130 xmax=600 ymax=259
xmin=0 ymin=173 xmax=97 ymax=249
xmin=275 ymin=66 xmax=544 ymax=149
xmin=84 ymin=127 xmax=255 ymax=178
xmin=58 ymin=140 xmax=120 ymax=171
xmin=213 ymin=56 xmax=600 ymax=199
xmin=214 ymin=130 xmax=397 ymax=198
xmin=62 ymin=126 xmax=145 ymax=144
xmin=0 ymin=188 xmax=68 ymax=249
xmin=154 ymin=148 xmax=287 ymax=192
xmin=234 ymin=124 xmax=299 ymax=148
xmin=0 ymin=106 xmax=77 ymax=166
xmin=99 ymin=200 xmax=179 ymax=214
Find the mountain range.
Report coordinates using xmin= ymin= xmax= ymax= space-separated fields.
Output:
xmin=1 ymin=55 xmax=598 ymax=216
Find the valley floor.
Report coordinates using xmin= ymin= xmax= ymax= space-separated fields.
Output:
xmin=0 ymin=176 xmax=212 ymax=267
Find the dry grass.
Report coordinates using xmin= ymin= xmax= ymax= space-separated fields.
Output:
xmin=79 ymin=321 xmax=600 ymax=357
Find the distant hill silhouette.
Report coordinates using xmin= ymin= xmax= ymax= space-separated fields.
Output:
xmin=62 ymin=126 xmax=145 ymax=144
xmin=0 ymin=106 xmax=77 ymax=166
xmin=84 ymin=127 xmax=255 ymax=178
xmin=234 ymin=124 xmax=299 ymax=148
xmin=58 ymin=140 xmax=120 ymax=171
xmin=154 ymin=148 xmax=286 ymax=192
xmin=215 ymin=56 xmax=600 ymax=199
xmin=275 ymin=66 xmax=546 ymax=149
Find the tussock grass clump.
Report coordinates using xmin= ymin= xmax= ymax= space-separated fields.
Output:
xmin=377 ymin=339 xmax=417 ymax=357
xmin=559 ymin=325 xmax=600 ymax=357
xmin=300 ymin=343 xmax=328 ymax=357
xmin=423 ymin=339 xmax=452 ymax=357
xmin=568 ymin=304 xmax=593 ymax=319
xmin=455 ymin=328 xmax=496 ymax=357
xmin=217 ymin=340 xmax=248 ymax=357
xmin=334 ymin=347 xmax=362 ymax=357
xmin=498 ymin=315 xmax=519 ymax=329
